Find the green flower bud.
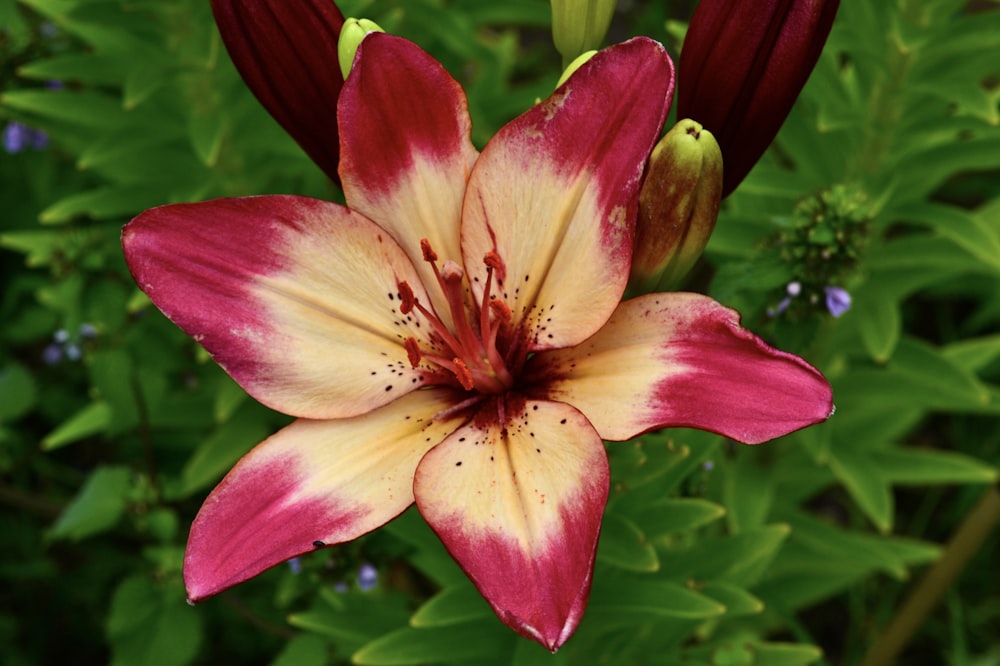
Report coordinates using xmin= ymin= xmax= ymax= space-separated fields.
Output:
xmin=550 ymin=0 xmax=616 ymax=66
xmin=556 ymin=50 xmax=597 ymax=88
xmin=631 ymin=119 xmax=723 ymax=291
xmin=338 ymin=17 xmax=384 ymax=79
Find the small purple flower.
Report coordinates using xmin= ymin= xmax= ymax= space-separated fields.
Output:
xmin=357 ymin=563 xmax=378 ymax=591
xmin=287 ymin=557 xmax=302 ymax=575
xmin=824 ymin=286 xmax=851 ymax=317
xmin=79 ymin=323 xmax=98 ymax=339
xmin=42 ymin=343 xmax=63 ymax=365
xmin=3 ymin=122 xmax=49 ymax=153
xmin=333 ymin=581 xmax=349 ymax=593
xmin=64 ymin=343 xmax=82 ymax=361
xmin=767 ymin=281 xmax=802 ymax=318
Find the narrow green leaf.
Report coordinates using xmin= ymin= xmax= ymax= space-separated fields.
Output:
xmin=42 ymin=400 xmax=112 ymax=450
xmin=46 ymin=466 xmax=131 ymax=542
xmin=410 ymin=584 xmax=492 ymax=628
xmin=893 ymin=202 xmax=1000 ymax=274
xmin=589 ymin=577 xmax=726 ymax=622
xmin=655 ymin=525 xmax=791 ymax=586
xmin=699 ymin=581 xmax=764 ymax=617
xmin=596 ymin=510 xmax=659 ymax=572
xmin=352 ymin=622 xmax=508 ymax=666
xmin=749 ymin=643 xmax=824 ymax=665
xmin=875 ymin=448 xmax=997 ymax=485
xmin=853 ymin=287 xmax=901 ymax=362
xmin=723 ymin=454 xmax=775 ymax=533
xmin=628 ymin=498 xmax=725 ymax=537
xmin=40 ymin=186 xmax=167 ymax=224
xmin=172 ymin=406 xmax=271 ymax=498
xmin=18 ymin=53 xmax=126 ymax=86
xmin=270 ymin=634 xmax=328 ymax=666
xmin=1 ymin=89 xmax=126 ymax=129
xmin=943 ymin=334 xmax=1000 ymax=373
xmin=829 ymin=445 xmax=894 ymax=533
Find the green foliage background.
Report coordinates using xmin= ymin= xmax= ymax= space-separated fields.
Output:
xmin=1 ymin=0 xmax=998 ymax=664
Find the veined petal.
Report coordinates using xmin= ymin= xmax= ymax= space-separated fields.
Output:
xmin=526 ymin=293 xmax=833 ymax=444
xmin=185 ymin=388 xmax=466 ymax=601
xmin=211 ymin=0 xmax=345 ymax=182
xmin=339 ymin=32 xmax=478 ymax=319
xmin=462 ymin=37 xmax=673 ymax=351
xmin=414 ymin=397 xmax=609 ymax=651
xmin=123 ymin=195 xmax=437 ymax=420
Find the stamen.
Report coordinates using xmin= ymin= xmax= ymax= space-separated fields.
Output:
xmin=398 ymin=281 xmax=416 ymax=315
xmin=404 ymin=337 xmax=422 ymax=368
xmin=452 ymin=358 xmax=475 ymax=391
xmin=489 ymin=299 xmax=512 ymax=322
xmin=420 ymin=238 xmax=438 ymax=262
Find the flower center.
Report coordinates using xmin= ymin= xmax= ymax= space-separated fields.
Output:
xmin=397 ymin=239 xmax=518 ymax=395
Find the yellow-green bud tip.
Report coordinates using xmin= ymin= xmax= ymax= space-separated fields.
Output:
xmin=551 ymin=0 xmax=616 ymax=65
xmin=556 ymin=50 xmax=597 ymax=88
xmin=630 ymin=118 xmax=723 ymax=292
xmin=338 ymin=18 xmax=384 ymax=80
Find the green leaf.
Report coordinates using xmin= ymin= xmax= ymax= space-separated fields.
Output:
xmin=894 ymin=202 xmax=1000 ymax=275
xmin=596 ymin=510 xmax=659 ymax=572
xmin=1 ymin=89 xmax=126 ymax=129
xmin=628 ymin=498 xmax=725 ymax=537
xmin=588 ymin=577 xmax=726 ymax=622
xmin=853 ymin=286 xmax=901 ymax=362
xmin=828 ymin=445 xmax=894 ymax=533
xmin=0 ymin=230 xmax=63 ymax=266
xmin=88 ymin=348 xmax=139 ymax=434
xmin=352 ymin=622 xmax=508 ymax=666
xmin=656 ymin=524 xmax=791 ymax=586
xmin=410 ymin=584 xmax=492 ymax=628
xmin=943 ymin=334 xmax=1000 ymax=373
xmin=172 ymin=404 xmax=271 ymax=498
xmin=270 ymin=634 xmax=328 ymax=666
xmin=875 ymin=447 xmax=997 ymax=485
xmin=288 ymin=589 xmax=410 ymax=655
xmin=42 ymin=400 xmax=112 ymax=450
xmin=18 ymin=53 xmax=126 ymax=86
xmin=699 ymin=581 xmax=764 ymax=617
xmin=0 ymin=363 xmax=37 ymax=423
xmin=106 ymin=576 xmax=202 ymax=666
xmin=749 ymin=643 xmax=824 ymax=666
xmin=39 ymin=185 xmax=168 ymax=224
xmin=723 ymin=454 xmax=775 ymax=533
xmin=46 ymin=466 xmax=131 ymax=541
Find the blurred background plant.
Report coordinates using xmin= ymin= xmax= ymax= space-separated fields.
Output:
xmin=1 ymin=0 xmax=998 ymax=664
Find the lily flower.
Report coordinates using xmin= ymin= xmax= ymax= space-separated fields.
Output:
xmin=123 ymin=32 xmax=833 ymax=651
xmin=677 ymin=0 xmax=840 ymax=197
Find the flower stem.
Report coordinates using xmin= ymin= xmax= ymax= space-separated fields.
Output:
xmin=860 ymin=483 xmax=1000 ymax=666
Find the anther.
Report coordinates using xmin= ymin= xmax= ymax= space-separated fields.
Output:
xmin=420 ymin=238 xmax=438 ymax=262
xmin=404 ymin=337 xmax=422 ymax=368
xmin=398 ymin=281 xmax=416 ymax=314
xmin=453 ymin=358 xmax=475 ymax=391
xmin=489 ymin=299 xmax=512 ymax=322
xmin=484 ymin=251 xmax=503 ymax=272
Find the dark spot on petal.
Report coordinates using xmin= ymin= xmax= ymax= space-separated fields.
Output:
xmin=385 ymin=385 xmax=393 ymax=391
xmin=312 ymin=540 xmax=325 ymax=548
xmin=455 ymin=461 xmax=462 ymax=467
xmin=560 ymin=418 xmax=567 ymax=424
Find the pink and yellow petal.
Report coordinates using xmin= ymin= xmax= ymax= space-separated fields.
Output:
xmin=461 ymin=37 xmax=673 ymax=350
xmin=339 ymin=32 xmax=479 ymax=318
xmin=414 ymin=397 xmax=609 ymax=651
xmin=185 ymin=388 xmax=466 ymax=602
xmin=527 ymin=293 xmax=834 ymax=445
xmin=211 ymin=0 xmax=345 ymax=182
xmin=123 ymin=195 xmax=436 ymax=420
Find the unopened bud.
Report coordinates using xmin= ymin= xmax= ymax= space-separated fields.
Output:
xmin=556 ymin=50 xmax=597 ymax=88
xmin=630 ymin=119 xmax=723 ymax=291
xmin=550 ymin=0 xmax=616 ymax=66
xmin=338 ymin=18 xmax=384 ymax=79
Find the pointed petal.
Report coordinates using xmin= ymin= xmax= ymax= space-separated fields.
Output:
xmin=339 ymin=32 xmax=478 ymax=316
xmin=527 ymin=293 xmax=833 ymax=444
xmin=462 ymin=37 xmax=673 ymax=350
xmin=210 ymin=0 xmax=345 ymax=182
xmin=185 ymin=388 xmax=465 ymax=601
xmin=414 ymin=397 xmax=609 ymax=651
xmin=123 ymin=195 xmax=438 ymax=419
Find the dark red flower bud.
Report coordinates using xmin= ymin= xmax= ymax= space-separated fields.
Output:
xmin=211 ymin=0 xmax=345 ymax=184
xmin=677 ymin=0 xmax=840 ymax=197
